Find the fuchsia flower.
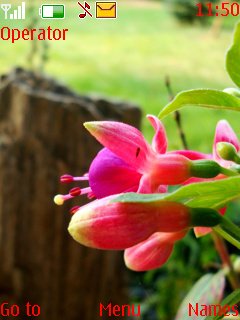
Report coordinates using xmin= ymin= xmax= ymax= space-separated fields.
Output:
xmin=84 ymin=115 xmax=209 ymax=194
xmin=54 ymin=115 xmax=224 ymax=208
xmin=68 ymin=115 xmax=221 ymax=198
xmin=68 ymin=195 xmax=220 ymax=250
xmin=55 ymin=116 xmax=238 ymax=271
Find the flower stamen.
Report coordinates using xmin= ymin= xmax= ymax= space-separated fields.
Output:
xmin=70 ymin=206 xmax=80 ymax=215
xmin=69 ymin=187 xmax=81 ymax=197
xmin=60 ymin=174 xmax=89 ymax=183
xmin=54 ymin=173 xmax=94 ymax=209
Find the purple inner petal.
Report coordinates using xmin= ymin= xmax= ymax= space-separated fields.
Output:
xmin=89 ymin=148 xmax=142 ymax=198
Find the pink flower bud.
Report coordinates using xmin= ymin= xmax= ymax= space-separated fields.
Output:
xmin=213 ymin=120 xmax=240 ymax=160
xmin=68 ymin=196 xmax=221 ymax=250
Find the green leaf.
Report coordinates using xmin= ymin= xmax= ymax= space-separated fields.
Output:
xmin=165 ymin=176 xmax=240 ymax=209
xmin=158 ymin=89 xmax=240 ymax=119
xmin=112 ymin=192 xmax=166 ymax=203
xmin=226 ymin=22 xmax=240 ymax=88
xmin=113 ymin=176 xmax=240 ymax=210
xmin=205 ymin=289 xmax=240 ymax=320
xmin=175 ymin=271 xmax=225 ymax=320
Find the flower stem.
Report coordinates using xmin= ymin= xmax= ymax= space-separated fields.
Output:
xmin=165 ymin=75 xmax=188 ymax=150
xmin=214 ymin=216 xmax=240 ymax=249
xmin=220 ymin=166 xmax=238 ymax=177
xmin=212 ymin=232 xmax=240 ymax=290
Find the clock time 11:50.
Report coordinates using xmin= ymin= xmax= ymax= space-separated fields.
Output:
xmin=196 ymin=2 xmax=240 ymax=16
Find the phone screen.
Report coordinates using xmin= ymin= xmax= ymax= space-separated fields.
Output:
xmin=0 ymin=1 xmax=240 ymax=320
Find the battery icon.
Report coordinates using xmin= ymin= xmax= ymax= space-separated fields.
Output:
xmin=39 ymin=4 xmax=65 ymax=19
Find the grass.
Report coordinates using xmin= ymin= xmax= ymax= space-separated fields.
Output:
xmin=0 ymin=1 xmax=239 ymax=152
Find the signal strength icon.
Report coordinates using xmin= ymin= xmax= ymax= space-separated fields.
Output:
xmin=1 ymin=2 xmax=26 ymax=20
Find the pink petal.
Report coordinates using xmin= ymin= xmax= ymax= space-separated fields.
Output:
xmin=170 ymin=150 xmax=211 ymax=160
xmin=137 ymin=175 xmax=152 ymax=193
xmin=147 ymin=115 xmax=167 ymax=154
xmin=213 ymin=120 xmax=240 ymax=159
xmin=84 ymin=121 xmax=152 ymax=172
xmin=194 ymin=226 xmax=212 ymax=237
xmin=157 ymin=185 xmax=168 ymax=193
xmin=124 ymin=233 xmax=174 ymax=271
xmin=124 ymin=231 xmax=186 ymax=271
xmin=137 ymin=174 xmax=168 ymax=194
xmin=89 ymin=148 xmax=141 ymax=198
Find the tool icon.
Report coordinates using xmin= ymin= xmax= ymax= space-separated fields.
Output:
xmin=77 ymin=1 xmax=92 ymax=19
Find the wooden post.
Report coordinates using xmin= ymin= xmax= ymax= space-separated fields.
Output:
xmin=0 ymin=68 xmax=142 ymax=319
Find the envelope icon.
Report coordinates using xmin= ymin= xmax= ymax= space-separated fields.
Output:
xmin=96 ymin=2 xmax=117 ymax=18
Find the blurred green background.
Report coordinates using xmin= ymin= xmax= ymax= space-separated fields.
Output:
xmin=1 ymin=1 xmax=240 ymax=319
xmin=1 ymin=0 xmax=240 ymax=151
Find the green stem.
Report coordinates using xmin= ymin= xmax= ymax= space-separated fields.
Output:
xmin=214 ymin=226 xmax=240 ymax=249
xmin=220 ymin=166 xmax=238 ymax=177
xmin=214 ymin=216 xmax=240 ymax=249
xmin=232 ymin=164 xmax=240 ymax=173
xmin=233 ymin=154 xmax=240 ymax=165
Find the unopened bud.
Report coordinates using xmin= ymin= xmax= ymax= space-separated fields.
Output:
xmin=217 ymin=142 xmax=240 ymax=164
xmin=68 ymin=195 xmax=221 ymax=250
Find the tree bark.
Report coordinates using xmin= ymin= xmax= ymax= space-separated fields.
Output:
xmin=0 ymin=68 xmax=142 ymax=320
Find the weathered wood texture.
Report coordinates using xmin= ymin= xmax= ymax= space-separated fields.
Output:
xmin=0 ymin=68 xmax=142 ymax=320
